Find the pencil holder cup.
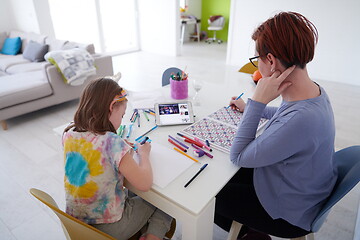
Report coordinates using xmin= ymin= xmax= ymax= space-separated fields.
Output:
xmin=170 ymin=78 xmax=188 ymax=99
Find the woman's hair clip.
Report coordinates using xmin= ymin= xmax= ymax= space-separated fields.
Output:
xmin=113 ymin=89 xmax=128 ymax=103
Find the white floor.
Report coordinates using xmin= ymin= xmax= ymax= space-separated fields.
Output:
xmin=0 ymin=42 xmax=359 ymax=240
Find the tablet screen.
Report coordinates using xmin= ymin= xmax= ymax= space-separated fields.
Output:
xmin=156 ymin=102 xmax=193 ymax=125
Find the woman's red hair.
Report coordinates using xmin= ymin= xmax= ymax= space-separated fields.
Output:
xmin=252 ymin=12 xmax=318 ymax=69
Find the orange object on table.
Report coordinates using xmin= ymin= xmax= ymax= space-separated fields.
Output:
xmin=252 ymin=70 xmax=262 ymax=84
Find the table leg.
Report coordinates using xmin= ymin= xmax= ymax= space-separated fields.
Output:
xmin=181 ymin=23 xmax=186 ymax=46
xmin=126 ymin=184 xmax=216 ymax=240
xmin=181 ymin=197 xmax=215 ymax=240
xmin=196 ymin=22 xmax=200 ymax=42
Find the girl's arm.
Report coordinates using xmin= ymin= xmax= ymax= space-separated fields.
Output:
xmin=119 ymin=142 xmax=153 ymax=191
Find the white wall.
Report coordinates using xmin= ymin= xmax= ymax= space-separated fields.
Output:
xmin=138 ymin=0 xmax=179 ymax=56
xmin=227 ymin=0 xmax=360 ymax=86
xmin=0 ymin=0 xmax=16 ymax=32
xmin=8 ymin=0 xmax=40 ymax=33
xmin=33 ymin=0 xmax=55 ymax=38
xmin=0 ymin=0 xmax=61 ymax=37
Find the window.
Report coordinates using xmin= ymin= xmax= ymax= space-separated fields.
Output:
xmin=49 ymin=0 xmax=139 ymax=54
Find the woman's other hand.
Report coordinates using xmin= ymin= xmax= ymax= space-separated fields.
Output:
xmin=229 ymin=97 xmax=246 ymax=112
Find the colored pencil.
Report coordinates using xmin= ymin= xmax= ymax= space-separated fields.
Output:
xmin=140 ymin=136 xmax=149 ymax=145
xmin=194 ymin=137 xmax=212 ymax=152
xmin=137 ymin=112 xmax=140 ymax=127
xmin=185 ymin=139 xmax=203 ymax=147
xmin=120 ymin=125 xmax=126 ymax=138
xmin=130 ymin=109 xmax=138 ymax=122
xmin=191 ymin=144 xmax=213 ymax=158
xmin=135 ymin=125 xmax=158 ymax=141
xmin=184 ymin=163 xmax=208 ymax=188
xmin=143 ymin=110 xmax=150 ymax=121
xmin=126 ymin=124 xmax=133 ymax=138
xmin=169 ymin=135 xmax=189 ymax=149
xmin=168 ymin=138 xmax=187 ymax=152
xmin=226 ymin=93 xmax=244 ymax=109
xmin=173 ymin=147 xmax=199 ymax=163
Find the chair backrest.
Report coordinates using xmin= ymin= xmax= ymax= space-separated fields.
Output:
xmin=208 ymin=16 xmax=225 ymax=28
xmin=162 ymin=67 xmax=183 ymax=86
xmin=311 ymin=145 xmax=360 ymax=232
xmin=30 ymin=188 xmax=116 ymax=240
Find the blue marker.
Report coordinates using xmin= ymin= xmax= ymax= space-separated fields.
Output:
xmin=140 ymin=136 xmax=149 ymax=145
xmin=226 ymin=92 xmax=244 ymax=109
xmin=135 ymin=125 xmax=158 ymax=141
xmin=126 ymin=124 xmax=133 ymax=138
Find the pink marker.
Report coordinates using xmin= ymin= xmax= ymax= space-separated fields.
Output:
xmin=194 ymin=137 xmax=212 ymax=152
xmin=191 ymin=144 xmax=213 ymax=159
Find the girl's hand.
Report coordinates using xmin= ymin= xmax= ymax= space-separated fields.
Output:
xmin=229 ymin=97 xmax=246 ymax=112
xmin=252 ymin=66 xmax=295 ymax=104
xmin=124 ymin=139 xmax=135 ymax=156
xmin=137 ymin=141 xmax=151 ymax=158
xmin=124 ymin=139 xmax=135 ymax=148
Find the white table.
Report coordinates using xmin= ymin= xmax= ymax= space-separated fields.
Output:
xmin=180 ymin=17 xmax=201 ymax=46
xmin=124 ymin=77 xmax=260 ymax=239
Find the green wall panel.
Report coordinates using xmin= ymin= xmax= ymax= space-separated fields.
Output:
xmin=201 ymin=0 xmax=230 ymax=42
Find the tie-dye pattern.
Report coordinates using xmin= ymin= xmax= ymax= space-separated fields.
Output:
xmin=62 ymin=129 xmax=130 ymax=224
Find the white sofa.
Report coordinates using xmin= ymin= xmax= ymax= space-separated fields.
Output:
xmin=0 ymin=30 xmax=114 ymax=130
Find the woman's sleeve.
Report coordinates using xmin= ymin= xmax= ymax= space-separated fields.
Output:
xmin=262 ymin=106 xmax=278 ymax=119
xmin=230 ymin=99 xmax=308 ymax=167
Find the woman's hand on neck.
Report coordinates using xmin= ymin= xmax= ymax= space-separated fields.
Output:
xmin=280 ymin=66 xmax=320 ymax=102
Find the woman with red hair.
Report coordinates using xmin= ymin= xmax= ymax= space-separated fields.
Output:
xmin=215 ymin=12 xmax=338 ymax=239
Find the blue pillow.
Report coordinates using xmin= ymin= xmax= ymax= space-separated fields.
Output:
xmin=1 ymin=37 xmax=22 ymax=55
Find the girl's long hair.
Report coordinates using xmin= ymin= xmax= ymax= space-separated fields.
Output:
xmin=64 ymin=78 xmax=124 ymax=135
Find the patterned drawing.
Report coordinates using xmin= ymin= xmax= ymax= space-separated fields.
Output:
xmin=181 ymin=107 xmax=268 ymax=153
xmin=208 ymin=107 xmax=268 ymax=127
xmin=182 ymin=118 xmax=237 ymax=153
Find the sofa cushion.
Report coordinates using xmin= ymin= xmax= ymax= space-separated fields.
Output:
xmin=1 ymin=37 xmax=22 ymax=55
xmin=5 ymin=62 xmax=48 ymax=74
xmin=0 ymin=55 xmax=29 ymax=72
xmin=23 ymin=40 xmax=49 ymax=62
xmin=0 ymin=32 xmax=7 ymax=51
xmin=9 ymin=30 xmax=47 ymax=53
xmin=45 ymin=37 xmax=68 ymax=52
xmin=0 ymin=71 xmax=53 ymax=109
xmin=62 ymin=41 xmax=95 ymax=54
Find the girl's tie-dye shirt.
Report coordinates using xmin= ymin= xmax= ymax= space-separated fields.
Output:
xmin=62 ymin=128 xmax=130 ymax=224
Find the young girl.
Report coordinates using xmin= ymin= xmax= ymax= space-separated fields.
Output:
xmin=63 ymin=78 xmax=173 ymax=240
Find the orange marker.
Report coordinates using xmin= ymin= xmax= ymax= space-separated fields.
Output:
xmin=173 ymin=147 xmax=200 ymax=163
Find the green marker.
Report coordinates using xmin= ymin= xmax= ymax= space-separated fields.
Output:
xmin=143 ymin=110 xmax=149 ymax=121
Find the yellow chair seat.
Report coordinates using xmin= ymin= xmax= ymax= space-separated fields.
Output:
xmin=238 ymin=61 xmax=258 ymax=74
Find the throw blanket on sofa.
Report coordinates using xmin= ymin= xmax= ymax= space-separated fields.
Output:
xmin=45 ymin=48 xmax=96 ymax=86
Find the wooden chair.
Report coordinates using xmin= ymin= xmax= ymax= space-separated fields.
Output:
xmin=30 ymin=188 xmax=176 ymax=240
xmin=30 ymin=188 xmax=116 ymax=240
xmin=226 ymin=145 xmax=360 ymax=240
